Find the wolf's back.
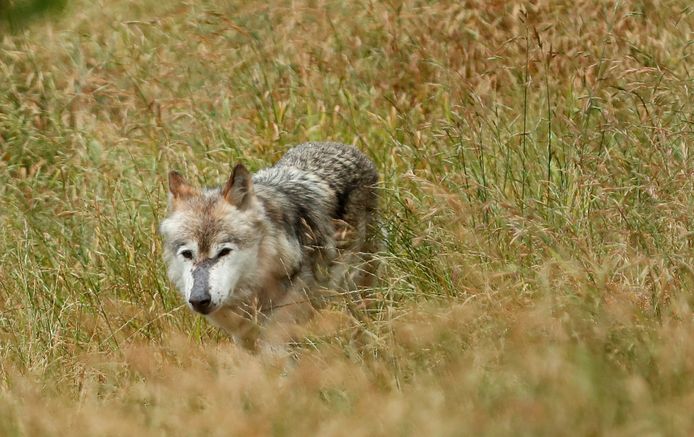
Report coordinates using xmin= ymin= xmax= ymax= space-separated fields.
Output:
xmin=275 ymin=142 xmax=378 ymax=196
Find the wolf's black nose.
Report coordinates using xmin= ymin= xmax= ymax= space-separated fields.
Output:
xmin=189 ymin=295 xmax=212 ymax=313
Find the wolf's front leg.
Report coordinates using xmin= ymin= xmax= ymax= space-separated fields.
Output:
xmin=260 ymin=280 xmax=317 ymax=347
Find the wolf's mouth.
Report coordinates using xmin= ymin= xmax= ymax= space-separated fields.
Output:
xmin=191 ymin=303 xmax=218 ymax=316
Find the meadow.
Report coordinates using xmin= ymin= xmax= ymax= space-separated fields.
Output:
xmin=0 ymin=0 xmax=693 ymax=435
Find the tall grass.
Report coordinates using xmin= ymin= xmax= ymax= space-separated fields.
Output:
xmin=1 ymin=0 xmax=693 ymax=434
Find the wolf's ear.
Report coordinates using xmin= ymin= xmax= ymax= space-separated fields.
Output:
xmin=168 ymin=171 xmax=195 ymax=208
xmin=222 ymin=164 xmax=253 ymax=209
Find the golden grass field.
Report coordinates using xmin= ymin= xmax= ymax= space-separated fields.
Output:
xmin=1 ymin=0 xmax=693 ymax=435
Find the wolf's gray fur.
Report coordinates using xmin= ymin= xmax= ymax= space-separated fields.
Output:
xmin=254 ymin=142 xmax=379 ymax=282
xmin=160 ymin=142 xmax=379 ymax=349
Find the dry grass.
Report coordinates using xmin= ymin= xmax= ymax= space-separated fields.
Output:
xmin=1 ymin=0 xmax=693 ymax=435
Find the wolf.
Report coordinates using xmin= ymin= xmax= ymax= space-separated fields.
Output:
xmin=160 ymin=142 xmax=380 ymax=350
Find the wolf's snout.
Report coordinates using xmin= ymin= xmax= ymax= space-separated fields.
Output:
xmin=190 ymin=265 xmax=214 ymax=314
xmin=189 ymin=294 xmax=212 ymax=313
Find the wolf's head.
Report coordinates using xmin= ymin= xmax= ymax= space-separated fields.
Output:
xmin=159 ymin=165 xmax=265 ymax=315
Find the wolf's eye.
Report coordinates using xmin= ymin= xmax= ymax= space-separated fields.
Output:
xmin=217 ymin=248 xmax=232 ymax=258
xmin=180 ymin=250 xmax=193 ymax=260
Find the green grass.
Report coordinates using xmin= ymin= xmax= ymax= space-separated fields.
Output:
xmin=1 ymin=0 xmax=693 ymax=434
